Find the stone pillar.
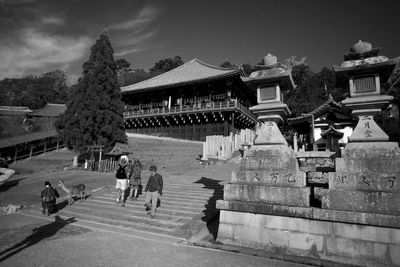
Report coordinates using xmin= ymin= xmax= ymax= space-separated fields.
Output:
xmin=73 ymin=156 xmax=78 ymax=168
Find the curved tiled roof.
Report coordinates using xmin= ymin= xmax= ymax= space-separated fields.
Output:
xmin=0 ymin=130 xmax=57 ymax=149
xmin=28 ymin=103 xmax=66 ymax=117
xmin=287 ymin=96 xmax=343 ymax=124
xmin=0 ymin=106 xmax=32 ymax=116
xmin=121 ymin=58 xmax=239 ymax=94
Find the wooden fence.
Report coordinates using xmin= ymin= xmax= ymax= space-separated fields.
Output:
xmin=2 ymin=140 xmax=65 ymax=164
xmin=85 ymin=159 xmax=133 ymax=173
xmin=202 ymin=128 xmax=255 ymax=160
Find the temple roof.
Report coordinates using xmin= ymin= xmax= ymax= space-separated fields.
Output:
xmin=28 ymin=103 xmax=66 ymax=117
xmin=106 ymin=142 xmax=134 ymax=156
xmin=320 ymin=125 xmax=344 ymax=138
xmin=0 ymin=130 xmax=57 ymax=149
xmin=0 ymin=106 xmax=32 ymax=116
xmin=121 ymin=58 xmax=239 ymax=94
xmin=288 ymin=95 xmax=344 ymax=124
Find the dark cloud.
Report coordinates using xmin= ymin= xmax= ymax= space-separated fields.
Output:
xmin=0 ymin=0 xmax=159 ymax=81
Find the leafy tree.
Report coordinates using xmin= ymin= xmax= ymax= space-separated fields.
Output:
xmin=0 ymin=70 xmax=69 ymax=109
xmin=116 ymin=58 xmax=133 ymax=86
xmin=122 ymin=68 xmax=152 ymax=86
xmin=116 ymin=58 xmax=132 ymax=74
xmin=382 ymin=60 xmax=400 ymax=143
xmin=241 ymin=63 xmax=254 ymax=76
xmin=56 ymin=32 xmax=127 ymax=154
xmin=149 ymin=56 xmax=183 ymax=76
xmin=220 ymin=61 xmax=234 ymax=68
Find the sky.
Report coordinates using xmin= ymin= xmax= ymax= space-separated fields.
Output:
xmin=1 ymin=0 xmax=399 ymax=84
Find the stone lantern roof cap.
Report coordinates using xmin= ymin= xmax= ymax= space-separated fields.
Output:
xmin=332 ymin=40 xmax=398 ymax=86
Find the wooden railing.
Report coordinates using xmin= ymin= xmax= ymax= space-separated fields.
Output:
xmin=124 ymin=99 xmax=258 ymax=122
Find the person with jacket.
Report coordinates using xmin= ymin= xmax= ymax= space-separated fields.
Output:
xmin=144 ymin=165 xmax=163 ymax=219
xmin=41 ymin=181 xmax=60 ymax=215
xmin=128 ymin=159 xmax=142 ymax=200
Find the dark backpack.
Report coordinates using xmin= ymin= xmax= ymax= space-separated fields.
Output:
xmin=116 ymin=164 xmax=127 ymax=179
xmin=43 ymin=189 xmax=55 ymax=203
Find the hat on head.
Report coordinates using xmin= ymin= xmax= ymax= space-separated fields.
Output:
xmin=44 ymin=181 xmax=51 ymax=187
xmin=149 ymin=165 xmax=157 ymax=171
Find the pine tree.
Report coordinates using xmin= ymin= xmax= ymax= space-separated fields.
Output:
xmin=57 ymin=32 xmax=127 ymax=153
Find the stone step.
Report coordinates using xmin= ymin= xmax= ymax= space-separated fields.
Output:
xmin=20 ymin=209 xmax=185 ymax=244
xmin=90 ymin=198 xmax=201 ymax=215
xmin=81 ymin=198 xmax=201 ymax=218
xmin=56 ymin=204 xmax=189 ymax=226
xmin=101 ymin=193 xmax=207 ymax=208
xmin=102 ymin=192 xmax=221 ymax=204
xmin=23 ymin=208 xmax=183 ymax=237
xmin=27 ymin=176 xmax=222 ymax=240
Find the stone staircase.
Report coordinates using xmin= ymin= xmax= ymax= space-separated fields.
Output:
xmin=21 ymin=170 xmax=226 ymax=242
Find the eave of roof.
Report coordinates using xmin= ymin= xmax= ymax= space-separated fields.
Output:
xmin=106 ymin=142 xmax=134 ymax=155
xmin=0 ymin=130 xmax=57 ymax=149
xmin=28 ymin=103 xmax=66 ymax=117
xmin=288 ymin=97 xmax=343 ymax=124
xmin=320 ymin=125 xmax=344 ymax=138
xmin=0 ymin=106 xmax=32 ymax=116
xmin=121 ymin=58 xmax=239 ymax=94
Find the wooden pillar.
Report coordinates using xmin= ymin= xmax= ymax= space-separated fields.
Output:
xmin=14 ymin=146 xmax=18 ymax=163
xmin=192 ymin=123 xmax=196 ymax=141
xmin=56 ymin=140 xmax=59 ymax=150
xmin=29 ymin=144 xmax=33 ymax=158
xmin=224 ymin=118 xmax=229 ymax=136
xmin=231 ymin=113 xmax=235 ymax=135
xmin=44 ymin=141 xmax=47 ymax=153
xmin=98 ymin=147 xmax=102 ymax=172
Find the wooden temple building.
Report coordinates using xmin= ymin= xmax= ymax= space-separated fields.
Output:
xmin=288 ymin=95 xmax=354 ymax=152
xmin=121 ymin=59 xmax=258 ymax=141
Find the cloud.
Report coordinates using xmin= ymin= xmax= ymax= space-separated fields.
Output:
xmin=41 ymin=16 xmax=65 ymax=26
xmin=110 ymin=5 xmax=159 ymax=31
xmin=111 ymin=5 xmax=160 ymax=57
xmin=0 ymin=28 xmax=90 ymax=79
xmin=0 ymin=0 xmax=37 ymax=5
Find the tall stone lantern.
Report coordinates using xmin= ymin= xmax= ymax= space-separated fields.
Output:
xmin=247 ymin=53 xmax=295 ymax=145
xmin=217 ymin=54 xmax=312 ymax=249
xmin=324 ymin=41 xmax=400 ymax=219
xmin=333 ymin=40 xmax=396 ymax=142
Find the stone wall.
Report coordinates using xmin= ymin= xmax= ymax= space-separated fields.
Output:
xmin=218 ymin=210 xmax=400 ymax=266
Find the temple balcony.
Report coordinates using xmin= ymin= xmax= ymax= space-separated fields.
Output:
xmin=123 ymin=99 xmax=258 ymax=126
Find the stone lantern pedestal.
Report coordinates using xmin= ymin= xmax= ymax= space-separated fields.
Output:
xmin=216 ymin=46 xmax=400 ymax=266
xmin=342 ymin=95 xmax=393 ymax=142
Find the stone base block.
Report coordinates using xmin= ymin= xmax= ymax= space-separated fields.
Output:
xmin=216 ymin=200 xmax=400 ymax=228
xmin=217 ymin=210 xmax=400 ymax=266
xmin=322 ymin=190 xmax=400 ymax=215
xmin=223 ymin=183 xmax=310 ymax=207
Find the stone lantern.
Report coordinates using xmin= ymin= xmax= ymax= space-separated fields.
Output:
xmin=322 ymin=40 xmax=400 ymax=226
xmin=333 ymin=40 xmax=396 ymax=142
xmin=246 ymin=53 xmax=295 ymax=145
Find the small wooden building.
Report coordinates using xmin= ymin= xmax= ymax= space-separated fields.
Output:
xmin=121 ymin=59 xmax=258 ymax=141
xmin=26 ymin=103 xmax=66 ymax=131
xmin=288 ymin=95 xmax=354 ymax=152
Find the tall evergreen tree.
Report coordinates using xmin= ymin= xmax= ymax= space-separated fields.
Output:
xmin=57 ymin=32 xmax=127 ymax=153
